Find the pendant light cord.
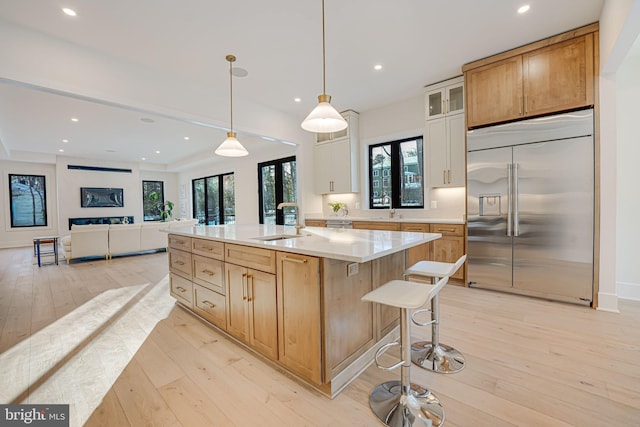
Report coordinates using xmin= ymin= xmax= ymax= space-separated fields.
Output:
xmin=229 ymin=57 xmax=233 ymax=132
xmin=322 ymin=0 xmax=326 ymax=95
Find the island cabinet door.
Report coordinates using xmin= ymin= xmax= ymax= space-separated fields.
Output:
xmin=225 ymin=263 xmax=248 ymax=342
xmin=246 ymin=269 xmax=278 ymax=360
xmin=276 ymin=252 xmax=322 ymax=385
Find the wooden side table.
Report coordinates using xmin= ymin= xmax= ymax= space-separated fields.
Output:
xmin=34 ymin=236 xmax=59 ymax=267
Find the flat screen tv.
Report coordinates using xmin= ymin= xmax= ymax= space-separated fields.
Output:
xmin=81 ymin=187 xmax=124 ymax=208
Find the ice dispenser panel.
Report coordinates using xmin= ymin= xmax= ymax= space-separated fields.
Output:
xmin=479 ymin=194 xmax=502 ymax=216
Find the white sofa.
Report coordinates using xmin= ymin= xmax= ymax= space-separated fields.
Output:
xmin=61 ymin=219 xmax=198 ymax=262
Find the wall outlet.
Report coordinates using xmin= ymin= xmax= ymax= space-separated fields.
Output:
xmin=430 ymin=200 xmax=438 ymax=209
xmin=355 ymin=202 xmax=360 ymax=209
xmin=347 ymin=263 xmax=359 ymax=276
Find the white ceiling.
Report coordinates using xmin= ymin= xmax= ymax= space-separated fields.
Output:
xmin=0 ymin=0 xmax=607 ymax=170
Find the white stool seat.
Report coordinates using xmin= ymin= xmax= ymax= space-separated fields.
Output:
xmin=404 ymin=260 xmax=456 ymax=279
xmin=362 ymin=280 xmax=437 ymax=309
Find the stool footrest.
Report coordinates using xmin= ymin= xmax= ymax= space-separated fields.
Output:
xmin=374 ymin=342 xmax=403 ymax=371
xmin=411 ymin=308 xmax=435 ymax=327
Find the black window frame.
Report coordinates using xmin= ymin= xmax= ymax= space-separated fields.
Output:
xmin=368 ymin=136 xmax=424 ymax=209
xmin=258 ymin=156 xmax=297 ymax=225
xmin=142 ymin=180 xmax=164 ymax=222
xmin=9 ymin=173 xmax=48 ymax=228
xmin=192 ymin=172 xmax=235 ymax=225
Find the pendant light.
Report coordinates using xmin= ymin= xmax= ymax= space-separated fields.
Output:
xmin=301 ymin=0 xmax=348 ymax=133
xmin=215 ymin=54 xmax=249 ymax=157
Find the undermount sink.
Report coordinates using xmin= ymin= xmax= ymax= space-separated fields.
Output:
xmin=251 ymin=234 xmax=308 ymax=241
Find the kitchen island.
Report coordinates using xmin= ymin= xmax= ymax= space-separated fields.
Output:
xmin=166 ymin=224 xmax=441 ymax=398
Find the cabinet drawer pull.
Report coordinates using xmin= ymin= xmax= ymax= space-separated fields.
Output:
xmin=202 ymin=300 xmax=216 ymax=309
xmin=442 ymin=170 xmax=446 ymax=184
xmin=447 ymin=169 xmax=451 ymax=184
xmin=437 ymin=228 xmax=456 ymax=232
xmin=201 ymin=269 xmax=216 ymax=276
xmin=176 ymin=286 xmax=187 ymax=292
xmin=175 ymin=260 xmax=185 ymax=266
xmin=283 ymin=256 xmax=308 ymax=264
xmin=173 ymin=239 xmax=186 ymax=245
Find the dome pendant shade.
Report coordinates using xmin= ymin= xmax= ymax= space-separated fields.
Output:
xmin=301 ymin=94 xmax=348 ymax=133
xmin=215 ymin=131 xmax=248 ymax=157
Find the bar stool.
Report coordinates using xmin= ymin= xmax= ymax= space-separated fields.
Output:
xmin=362 ymin=278 xmax=448 ymax=427
xmin=404 ymin=255 xmax=467 ymax=374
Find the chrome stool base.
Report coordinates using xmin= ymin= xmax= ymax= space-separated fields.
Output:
xmin=411 ymin=341 xmax=465 ymax=374
xmin=370 ymin=380 xmax=445 ymax=427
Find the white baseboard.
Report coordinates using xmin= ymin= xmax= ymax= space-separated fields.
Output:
xmin=596 ymin=291 xmax=620 ymax=313
xmin=617 ymin=281 xmax=640 ymax=302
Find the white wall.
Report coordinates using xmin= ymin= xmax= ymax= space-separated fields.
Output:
xmin=0 ymin=160 xmax=58 ymax=248
xmin=616 ymin=55 xmax=640 ymax=300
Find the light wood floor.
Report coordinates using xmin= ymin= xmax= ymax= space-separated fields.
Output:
xmin=1 ymin=247 xmax=639 ymax=426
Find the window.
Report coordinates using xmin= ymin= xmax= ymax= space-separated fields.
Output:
xmin=142 ymin=180 xmax=164 ymax=221
xmin=258 ymin=156 xmax=297 ymax=225
xmin=192 ymin=173 xmax=235 ymax=225
xmin=9 ymin=174 xmax=47 ymax=227
xmin=369 ymin=136 xmax=424 ymax=209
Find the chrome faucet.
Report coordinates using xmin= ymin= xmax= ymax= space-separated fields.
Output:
xmin=382 ymin=195 xmax=395 ymax=219
xmin=277 ymin=202 xmax=305 ymax=234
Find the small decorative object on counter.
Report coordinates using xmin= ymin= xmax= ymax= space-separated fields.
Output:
xmin=328 ymin=202 xmax=348 ymax=217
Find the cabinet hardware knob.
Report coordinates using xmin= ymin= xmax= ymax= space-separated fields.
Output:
xmin=202 ymin=269 xmax=215 ymax=276
xmin=202 ymin=300 xmax=216 ymax=309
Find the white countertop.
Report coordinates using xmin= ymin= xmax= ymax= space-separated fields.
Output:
xmin=167 ymin=224 xmax=441 ymax=263
xmin=305 ymin=215 xmax=464 ymax=224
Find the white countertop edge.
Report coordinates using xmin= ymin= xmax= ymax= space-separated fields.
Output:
xmin=305 ymin=216 xmax=464 ymax=224
xmin=165 ymin=224 xmax=442 ymax=263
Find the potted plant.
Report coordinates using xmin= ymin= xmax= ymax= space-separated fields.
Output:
xmin=328 ymin=202 xmax=347 ymax=217
xmin=149 ymin=192 xmax=174 ymax=221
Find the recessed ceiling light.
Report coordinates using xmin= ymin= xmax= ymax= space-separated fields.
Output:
xmin=374 ymin=64 xmax=383 ymax=71
xmin=184 ymin=136 xmax=190 ymax=140
xmin=141 ymin=157 xmax=146 ymax=161
xmin=71 ymin=117 xmax=79 ymax=122
xmin=58 ymin=149 xmax=64 ymax=152
xmin=231 ymin=67 xmax=248 ymax=78
xmin=62 ymin=139 xmax=69 ymax=143
xmin=155 ymin=150 xmax=160 ymax=154
xmin=62 ymin=8 xmax=76 ymax=16
xmin=518 ymin=4 xmax=530 ymax=14
xmin=294 ymin=98 xmax=301 ymax=103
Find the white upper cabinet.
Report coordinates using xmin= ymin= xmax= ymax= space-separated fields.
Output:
xmin=425 ymin=77 xmax=464 ymax=121
xmin=425 ymin=76 xmax=466 ymax=187
xmin=314 ymin=110 xmax=360 ymax=194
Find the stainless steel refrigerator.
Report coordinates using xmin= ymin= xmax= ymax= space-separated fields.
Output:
xmin=466 ymin=109 xmax=594 ymax=305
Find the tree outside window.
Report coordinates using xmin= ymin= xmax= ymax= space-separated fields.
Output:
xmin=193 ymin=173 xmax=235 ymax=225
xmin=258 ymin=156 xmax=297 ymax=225
xmin=9 ymin=174 xmax=47 ymax=227
xmin=369 ymin=137 xmax=424 ymax=209
xmin=142 ymin=180 xmax=164 ymax=221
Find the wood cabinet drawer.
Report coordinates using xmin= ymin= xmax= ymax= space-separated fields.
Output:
xmin=430 ymin=223 xmax=463 ymax=236
xmin=352 ymin=221 xmax=401 ymax=231
xmin=168 ymin=234 xmax=192 ymax=251
xmin=169 ymin=248 xmax=192 ymax=279
xmin=170 ymin=273 xmax=193 ymax=307
xmin=192 ymin=238 xmax=225 ymax=260
xmin=400 ymin=223 xmax=430 ymax=232
xmin=305 ymin=220 xmax=327 ymax=227
xmin=194 ymin=284 xmax=226 ymax=330
xmin=225 ymin=243 xmax=276 ymax=274
xmin=193 ymin=255 xmax=224 ymax=294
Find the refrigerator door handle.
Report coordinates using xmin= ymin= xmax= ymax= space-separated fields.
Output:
xmin=507 ymin=164 xmax=513 ymax=237
xmin=514 ymin=163 xmax=520 ymax=237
